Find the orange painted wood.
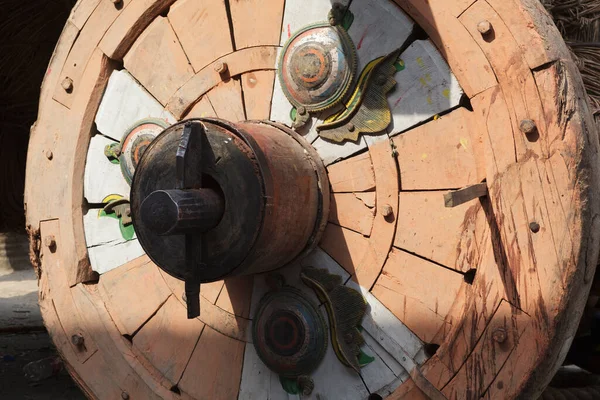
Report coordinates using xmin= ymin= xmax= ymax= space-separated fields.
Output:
xmin=185 ymin=96 xmax=218 ymax=119
xmin=320 ymin=223 xmax=370 ymax=277
xmin=393 ymin=108 xmax=482 ymax=190
xmin=166 ymin=46 xmax=278 ymax=118
xmin=160 ymin=270 xmax=250 ymax=342
xmin=460 ymin=2 xmax=548 ymax=160
xmin=326 ymin=151 xmax=375 ymax=193
xmin=178 ymin=326 xmax=245 ymax=399
xmin=442 ymin=300 xmax=530 ymax=399
xmin=168 ymin=0 xmax=233 ymax=73
xmin=241 ymin=71 xmax=276 ymax=120
xmin=100 ymin=0 xmax=177 ymax=60
xmin=215 ymin=276 xmax=253 ymax=319
xmin=52 ymin=0 xmax=129 ymax=108
xmin=329 ymin=193 xmax=375 ymax=236
xmin=394 ymin=191 xmax=489 ymax=272
xmin=133 ymin=295 xmax=205 ymax=386
xmin=124 ymin=16 xmax=194 ymax=105
xmin=372 ymin=249 xmax=464 ymax=343
xmin=206 ymin=79 xmax=246 ymax=122
xmin=355 ymin=192 xmax=376 ymax=208
xmin=98 ymin=256 xmax=171 ymax=335
xmin=392 ymin=0 xmax=497 ymax=97
xmin=229 ymin=0 xmax=285 ymax=49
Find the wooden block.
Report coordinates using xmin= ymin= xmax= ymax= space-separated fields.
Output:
xmin=238 ymin=344 xmax=291 ymax=400
xmin=98 ymin=256 xmax=171 ymax=335
xmin=392 ymin=0 xmax=497 ymax=98
xmin=83 ymin=207 xmax=145 ymax=275
xmin=441 ymin=301 xmax=529 ymax=399
xmin=230 ymin=0 xmax=285 ymax=49
xmin=329 ymin=193 xmax=375 ymax=236
xmin=206 ymin=79 xmax=246 ymax=122
xmin=178 ymin=326 xmax=245 ymax=399
xmin=133 ymin=296 xmax=205 ymax=386
xmin=241 ymin=71 xmax=276 ymax=120
xmin=124 ymin=16 xmax=194 ymax=105
xmin=347 ymin=0 xmax=414 ymax=72
xmin=167 ymin=46 xmax=278 ymax=118
xmin=393 ymin=108 xmax=480 ymax=190
xmin=100 ymin=0 xmax=177 ymax=60
xmin=313 ymin=136 xmax=368 ymax=166
xmin=460 ymin=2 xmax=547 ymax=160
xmin=372 ymin=249 xmax=464 ymax=343
xmin=184 ymin=96 xmax=217 ymax=119
xmin=168 ymin=0 xmax=233 ymax=73
xmin=319 ymin=223 xmax=370 ymax=277
xmin=95 ymin=70 xmax=176 ymax=142
xmin=84 ymin=134 xmax=130 ymax=203
xmin=215 ymin=276 xmax=253 ymax=319
xmin=444 ymin=183 xmax=488 ymax=208
xmin=40 ymin=220 xmax=98 ymax=363
xmin=388 ymin=39 xmax=463 ymax=136
xmin=394 ymin=191 xmax=489 ymax=272
xmin=326 ymin=151 xmax=375 ymax=193
xmin=69 ymin=0 xmax=101 ymax=30
xmin=53 ymin=0 xmax=130 ymax=108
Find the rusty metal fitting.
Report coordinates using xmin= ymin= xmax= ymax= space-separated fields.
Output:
xmin=477 ymin=20 xmax=492 ymax=35
xmin=46 ymin=150 xmax=53 ymax=160
xmin=71 ymin=334 xmax=84 ymax=347
xmin=44 ymin=235 xmax=56 ymax=249
xmin=520 ymin=119 xmax=537 ymax=135
xmin=121 ymin=391 xmax=130 ymax=400
xmin=214 ymin=62 xmax=228 ymax=76
xmin=61 ymin=77 xmax=73 ymax=92
xmin=381 ymin=204 xmax=393 ymax=218
xmin=492 ymin=328 xmax=507 ymax=343
xmin=530 ymin=222 xmax=541 ymax=233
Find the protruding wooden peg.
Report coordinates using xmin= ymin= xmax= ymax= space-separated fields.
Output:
xmin=444 ymin=183 xmax=488 ymax=208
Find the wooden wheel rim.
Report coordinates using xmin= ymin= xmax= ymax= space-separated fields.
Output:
xmin=25 ymin=0 xmax=600 ymax=399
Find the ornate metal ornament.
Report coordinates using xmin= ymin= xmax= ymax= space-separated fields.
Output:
xmin=253 ymin=287 xmax=328 ymax=378
xmin=279 ymin=23 xmax=357 ymax=115
xmin=300 ymin=266 xmax=368 ymax=372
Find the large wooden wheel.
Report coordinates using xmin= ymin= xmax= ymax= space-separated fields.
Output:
xmin=25 ymin=0 xmax=600 ymax=399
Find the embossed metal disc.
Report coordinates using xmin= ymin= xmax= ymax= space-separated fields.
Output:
xmin=279 ymin=23 xmax=356 ymax=112
xmin=119 ymin=118 xmax=169 ymax=184
xmin=253 ymin=288 xmax=327 ymax=377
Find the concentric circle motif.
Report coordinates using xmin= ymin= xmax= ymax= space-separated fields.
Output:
xmin=279 ymin=23 xmax=357 ymax=112
xmin=253 ymin=288 xmax=327 ymax=377
xmin=119 ymin=118 xmax=169 ymax=184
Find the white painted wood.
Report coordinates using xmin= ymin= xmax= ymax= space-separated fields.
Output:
xmin=313 ymin=136 xmax=367 ymax=166
xmin=83 ymin=208 xmax=145 ymax=275
xmin=95 ymin=70 xmax=176 ymax=142
xmin=279 ymin=0 xmax=350 ymax=46
xmin=387 ymin=40 xmax=463 ymax=136
xmin=347 ymin=0 xmax=414 ymax=72
xmin=360 ymin=331 xmax=407 ymax=393
xmin=238 ymin=344 xmax=294 ymax=400
xmin=84 ymin=134 xmax=131 ymax=204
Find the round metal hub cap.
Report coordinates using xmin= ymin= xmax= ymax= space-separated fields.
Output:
xmin=119 ymin=118 xmax=169 ymax=184
xmin=279 ymin=23 xmax=356 ymax=112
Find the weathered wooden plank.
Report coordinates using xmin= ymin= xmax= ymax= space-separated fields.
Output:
xmin=133 ymin=295 xmax=205 ymax=386
xmin=241 ymin=71 xmax=276 ymax=120
xmin=83 ymin=135 xmax=129 ymax=203
xmin=69 ymin=0 xmax=101 ymax=30
xmin=53 ymin=0 xmax=130 ymax=108
xmin=444 ymin=183 xmax=488 ymax=208
xmin=178 ymin=326 xmax=245 ymax=399
xmin=372 ymin=249 xmax=464 ymax=343
xmin=215 ymin=276 xmax=253 ymax=319
xmin=124 ymin=16 xmax=194 ymax=105
xmin=206 ymin=79 xmax=246 ymax=122
xmin=392 ymin=0 xmax=497 ymax=97
xmin=83 ymin=207 xmax=145 ymax=275
xmin=326 ymin=151 xmax=375 ymax=193
xmin=98 ymin=256 xmax=171 ymax=335
xmin=168 ymin=0 xmax=233 ymax=73
xmin=319 ymin=223 xmax=370 ymax=277
xmin=238 ymin=344 xmax=292 ymax=400
xmin=95 ymin=70 xmax=176 ymax=142
xmin=184 ymin=96 xmax=217 ymax=119
xmin=394 ymin=191 xmax=489 ymax=273
xmin=230 ymin=0 xmax=284 ymax=49
xmin=329 ymin=193 xmax=375 ymax=236
xmin=393 ymin=107 xmax=481 ymax=190
xmin=167 ymin=46 xmax=278 ymax=118
xmin=360 ymin=330 xmax=407 ymax=393
xmin=347 ymin=0 xmax=413 ymax=72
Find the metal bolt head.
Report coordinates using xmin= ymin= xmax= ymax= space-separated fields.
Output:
xmin=46 ymin=150 xmax=53 ymax=160
xmin=492 ymin=328 xmax=507 ymax=343
xmin=347 ymin=124 xmax=356 ymax=132
xmin=519 ymin=119 xmax=537 ymax=135
xmin=61 ymin=77 xmax=73 ymax=92
xmin=44 ymin=235 xmax=56 ymax=249
xmin=530 ymin=221 xmax=540 ymax=233
xmin=111 ymin=0 xmax=122 ymax=4
xmin=214 ymin=62 xmax=228 ymax=75
xmin=381 ymin=204 xmax=393 ymax=218
xmin=297 ymin=106 xmax=307 ymax=116
xmin=477 ymin=20 xmax=492 ymax=35
xmin=71 ymin=334 xmax=84 ymax=347
xmin=121 ymin=391 xmax=130 ymax=400
xmin=329 ymin=16 xmax=337 ymax=25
